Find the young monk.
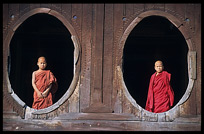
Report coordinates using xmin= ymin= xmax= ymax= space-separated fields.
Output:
xmin=32 ymin=56 xmax=58 ymax=110
xmin=145 ymin=60 xmax=174 ymax=113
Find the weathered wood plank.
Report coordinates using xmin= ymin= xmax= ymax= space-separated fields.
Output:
xmin=103 ymin=4 xmax=113 ymax=108
xmin=40 ymin=4 xmax=51 ymax=9
xmin=133 ymin=3 xmax=144 ymax=14
xmin=112 ymin=4 xmax=124 ymax=113
xmin=51 ymin=4 xmax=62 ymax=14
xmin=71 ymin=4 xmax=82 ymax=42
xmin=194 ymin=4 xmax=201 ymax=115
xmin=80 ymin=4 xmax=92 ymax=112
xmin=174 ymin=4 xmax=186 ymax=20
xmin=144 ymin=4 xmax=154 ymax=10
xmin=30 ymin=4 xmax=41 ymax=10
xmin=61 ymin=4 xmax=72 ymax=22
xmin=185 ymin=4 xmax=195 ymax=33
xmin=154 ymin=3 xmax=165 ymax=11
xmin=122 ymin=96 xmax=133 ymax=114
xmin=165 ymin=4 xmax=186 ymax=21
xmin=55 ymin=113 xmax=140 ymax=121
xmin=125 ymin=4 xmax=134 ymax=18
xmin=91 ymin=4 xmax=104 ymax=104
xmin=3 ymin=4 xmax=9 ymax=41
xmin=8 ymin=4 xmax=19 ymax=24
xmin=68 ymin=83 xmax=79 ymax=113
xmin=3 ymin=116 xmax=201 ymax=131
xmin=19 ymin=4 xmax=30 ymax=17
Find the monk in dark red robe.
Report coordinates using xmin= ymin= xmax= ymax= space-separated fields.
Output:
xmin=32 ymin=57 xmax=58 ymax=110
xmin=145 ymin=60 xmax=174 ymax=113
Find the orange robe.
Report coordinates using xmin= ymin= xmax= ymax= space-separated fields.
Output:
xmin=32 ymin=70 xmax=58 ymax=110
xmin=145 ymin=71 xmax=174 ymax=113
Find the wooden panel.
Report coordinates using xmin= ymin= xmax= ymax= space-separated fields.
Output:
xmin=80 ymin=4 xmax=93 ymax=111
xmin=165 ymin=4 xmax=186 ymax=21
xmin=174 ymin=4 xmax=186 ymax=20
xmin=56 ymin=113 xmax=140 ymax=121
xmin=112 ymin=4 xmax=124 ymax=113
xmin=122 ymin=97 xmax=133 ymax=114
xmin=68 ymin=84 xmax=79 ymax=113
xmin=133 ymin=4 xmax=144 ymax=13
xmin=103 ymin=4 xmax=113 ymax=108
xmin=40 ymin=4 xmax=51 ymax=8
xmin=19 ymin=4 xmax=30 ymax=17
xmin=51 ymin=4 xmax=62 ymax=14
xmin=8 ymin=4 xmax=19 ymax=25
xmin=61 ymin=4 xmax=72 ymax=22
xmin=30 ymin=4 xmax=41 ymax=10
xmin=71 ymin=4 xmax=82 ymax=42
xmin=91 ymin=4 xmax=104 ymax=104
xmin=144 ymin=4 xmax=154 ymax=10
xmin=3 ymin=4 xmax=9 ymax=40
xmin=185 ymin=4 xmax=195 ymax=33
xmin=194 ymin=4 xmax=201 ymax=115
xmin=125 ymin=4 xmax=134 ymax=18
xmin=154 ymin=3 xmax=165 ymax=11
xmin=165 ymin=4 xmax=176 ymax=15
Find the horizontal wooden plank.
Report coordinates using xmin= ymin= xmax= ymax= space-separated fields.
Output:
xmin=3 ymin=115 xmax=201 ymax=131
xmin=55 ymin=113 xmax=141 ymax=121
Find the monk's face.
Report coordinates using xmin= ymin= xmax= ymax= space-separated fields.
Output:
xmin=154 ymin=61 xmax=163 ymax=73
xmin=37 ymin=57 xmax=47 ymax=70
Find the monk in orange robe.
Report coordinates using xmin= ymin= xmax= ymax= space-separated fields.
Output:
xmin=145 ymin=60 xmax=174 ymax=113
xmin=32 ymin=56 xmax=58 ymax=110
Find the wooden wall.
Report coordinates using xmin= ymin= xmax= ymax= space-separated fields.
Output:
xmin=3 ymin=4 xmax=201 ymax=121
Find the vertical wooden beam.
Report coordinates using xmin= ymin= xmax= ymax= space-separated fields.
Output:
xmin=82 ymin=4 xmax=112 ymax=113
xmin=80 ymin=4 xmax=92 ymax=112
xmin=194 ymin=4 xmax=201 ymax=115
xmin=91 ymin=4 xmax=104 ymax=104
xmin=103 ymin=4 xmax=113 ymax=108
xmin=112 ymin=4 xmax=124 ymax=113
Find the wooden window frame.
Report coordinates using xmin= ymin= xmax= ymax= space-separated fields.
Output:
xmin=117 ymin=10 xmax=196 ymax=121
xmin=3 ymin=8 xmax=81 ymax=119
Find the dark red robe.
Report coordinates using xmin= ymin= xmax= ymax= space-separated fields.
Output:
xmin=145 ymin=71 xmax=174 ymax=113
xmin=32 ymin=70 xmax=58 ymax=110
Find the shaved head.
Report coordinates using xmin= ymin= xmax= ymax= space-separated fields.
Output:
xmin=38 ymin=56 xmax=46 ymax=63
xmin=155 ymin=60 xmax=163 ymax=66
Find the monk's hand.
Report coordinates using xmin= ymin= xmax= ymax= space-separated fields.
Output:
xmin=42 ymin=91 xmax=48 ymax=98
xmin=37 ymin=91 xmax=44 ymax=99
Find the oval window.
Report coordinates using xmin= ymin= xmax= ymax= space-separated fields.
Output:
xmin=123 ymin=16 xmax=188 ymax=110
xmin=9 ymin=13 xmax=74 ymax=108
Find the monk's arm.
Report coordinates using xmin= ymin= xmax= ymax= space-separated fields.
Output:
xmin=42 ymin=83 xmax=52 ymax=98
xmin=32 ymin=72 xmax=43 ymax=98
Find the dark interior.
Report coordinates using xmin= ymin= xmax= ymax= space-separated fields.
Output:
xmin=9 ymin=13 xmax=74 ymax=107
xmin=123 ymin=16 xmax=188 ymax=109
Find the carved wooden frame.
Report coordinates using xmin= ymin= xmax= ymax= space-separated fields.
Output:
xmin=3 ymin=8 xmax=81 ymax=119
xmin=117 ymin=10 xmax=197 ymax=122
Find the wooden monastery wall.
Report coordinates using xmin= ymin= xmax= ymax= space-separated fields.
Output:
xmin=3 ymin=3 xmax=201 ymax=124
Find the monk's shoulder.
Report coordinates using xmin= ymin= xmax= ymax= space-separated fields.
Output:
xmin=162 ymin=71 xmax=170 ymax=74
xmin=32 ymin=70 xmax=38 ymax=75
xmin=162 ymin=71 xmax=171 ymax=80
